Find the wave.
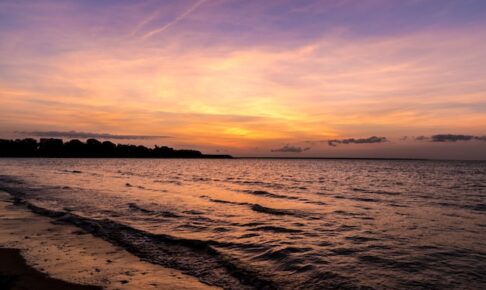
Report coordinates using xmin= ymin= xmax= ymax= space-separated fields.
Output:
xmin=344 ymin=235 xmax=378 ymax=244
xmin=241 ymin=190 xmax=292 ymax=199
xmin=200 ymin=195 xmax=249 ymax=206
xmin=253 ymin=247 xmax=313 ymax=270
xmin=351 ymin=188 xmax=401 ymax=196
xmin=62 ymin=170 xmax=82 ymax=174
xmin=333 ymin=195 xmax=381 ymax=203
xmin=239 ymin=190 xmax=325 ymax=207
xmin=248 ymin=226 xmax=302 ymax=234
xmin=250 ymin=204 xmax=296 ymax=216
xmin=7 ymin=197 xmax=277 ymax=289
xmin=227 ymin=179 xmax=286 ymax=189
xmin=201 ymin=195 xmax=309 ymax=219
xmin=127 ymin=203 xmax=181 ymax=218
xmin=153 ymin=179 xmax=182 ymax=186
xmin=0 ymin=175 xmax=25 ymax=185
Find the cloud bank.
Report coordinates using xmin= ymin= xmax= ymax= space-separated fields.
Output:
xmin=16 ymin=131 xmax=170 ymax=140
xmin=327 ymin=136 xmax=388 ymax=147
xmin=271 ymin=145 xmax=310 ymax=153
xmin=416 ymin=134 xmax=486 ymax=142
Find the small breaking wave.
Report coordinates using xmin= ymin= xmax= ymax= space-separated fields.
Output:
xmin=249 ymin=226 xmax=302 ymax=234
xmin=239 ymin=189 xmax=325 ymax=207
xmin=242 ymin=190 xmax=293 ymax=199
xmin=250 ymin=204 xmax=297 ymax=216
xmin=201 ymin=196 xmax=311 ymax=219
xmin=127 ymin=203 xmax=181 ymax=218
xmin=9 ymin=197 xmax=277 ymax=290
xmin=200 ymin=195 xmax=249 ymax=206
xmin=352 ymin=188 xmax=401 ymax=196
xmin=62 ymin=170 xmax=82 ymax=174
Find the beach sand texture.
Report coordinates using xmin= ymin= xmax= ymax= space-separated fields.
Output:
xmin=0 ymin=191 xmax=218 ymax=290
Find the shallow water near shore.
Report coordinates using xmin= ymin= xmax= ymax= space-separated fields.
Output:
xmin=0 ymin=191 xmax=217 ymax=290
xmin=0 ymin=158 xmax=485 ymax=289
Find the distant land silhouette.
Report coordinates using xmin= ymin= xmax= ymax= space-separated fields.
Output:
xmin=0 ymin=138 xmax=232 ymax=158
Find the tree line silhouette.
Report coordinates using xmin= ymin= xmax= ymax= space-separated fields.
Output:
xmin=0 ymin=138 xmax=232 ymax=158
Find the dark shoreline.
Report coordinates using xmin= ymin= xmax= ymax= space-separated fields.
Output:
xmin=0 ymin=138 xmax=233 ymax=159
xmin=0 ymin=248 xmax=101 ymax=290
xmin=0 ymin=156 xmax=233 ymax=159
xmin=239 ymin=157 xmax=429 ymax=160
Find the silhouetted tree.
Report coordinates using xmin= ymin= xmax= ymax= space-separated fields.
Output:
xmin=0 ymin=138 xmax=231 ymax=158
xmin=39 ymin=138 xmax=63 ymax=157
xmin=64 ymin=139 xmax=85 ymax=156
xmin=101 ymin=141 xmax=116 ymax=156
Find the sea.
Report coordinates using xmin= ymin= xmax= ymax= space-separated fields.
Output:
xmin=0 ymin=158 xmax=485 ymax=289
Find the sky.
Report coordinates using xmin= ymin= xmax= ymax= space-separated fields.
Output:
xmin=1 ymin=0 xmax=486 ymax=159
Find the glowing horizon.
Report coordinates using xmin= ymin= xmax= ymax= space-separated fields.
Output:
xmin=1 ymin=0 xmax=486 ymax=159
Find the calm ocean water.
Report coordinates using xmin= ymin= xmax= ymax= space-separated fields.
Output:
xmin=0 ymin=158 xmax=485 ymax=289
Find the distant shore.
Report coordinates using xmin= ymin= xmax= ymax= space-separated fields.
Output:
xmin=1 ymin=139 xmax=484 ymax=161
xmin=239 ymin=157 xmax=429 ymax=160
xmin=0 ymin=138 xmax=232 ymax=159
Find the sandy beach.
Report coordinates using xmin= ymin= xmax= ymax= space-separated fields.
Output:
xmin=0 ymin=190 xmax=218 ymax=290
xmin=0 ymin=248 xmax=102 ymax=290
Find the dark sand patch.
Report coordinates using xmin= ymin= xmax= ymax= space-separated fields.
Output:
xmin=0 ymin=247 xmax=101 ymax=290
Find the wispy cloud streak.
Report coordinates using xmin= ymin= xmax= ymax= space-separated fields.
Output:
xmin=130 ymin=8 xmax=162 ymax=37
xmin=141 ymin=0 xmax=208 ymax=40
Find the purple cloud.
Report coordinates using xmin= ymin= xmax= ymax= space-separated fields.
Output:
xmin=271 ymin=145 xmax=310 ymax=153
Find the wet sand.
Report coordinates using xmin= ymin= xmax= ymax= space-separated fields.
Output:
xmin=0 ymin=248 xmax=101 ymax=290
xmin=0 ymin=191 xmax=218 ymax=290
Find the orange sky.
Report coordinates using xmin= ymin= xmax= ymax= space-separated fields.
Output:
xmin=1 ymin=1 xmax=486 ymax=158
